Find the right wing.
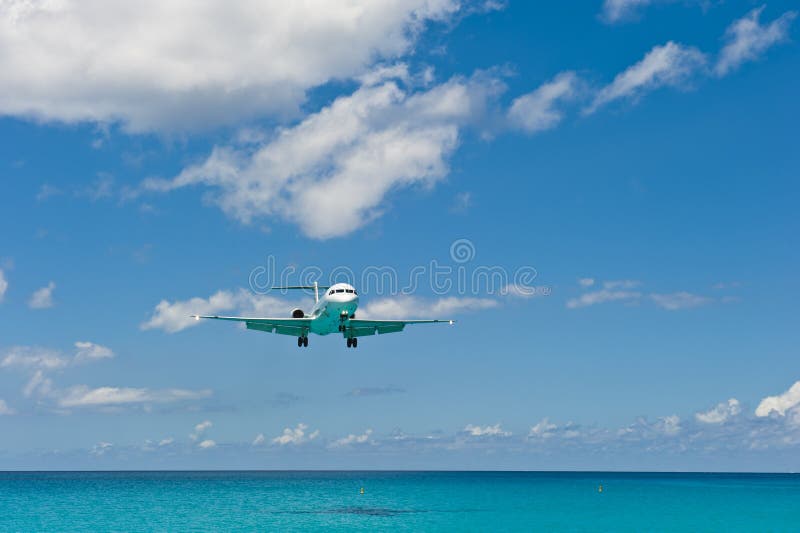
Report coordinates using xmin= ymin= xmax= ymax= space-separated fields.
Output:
xmin=193 ymin=315 xmax=311 ymax=336
xmin=346 ymin=318 xmax=455 ymax=337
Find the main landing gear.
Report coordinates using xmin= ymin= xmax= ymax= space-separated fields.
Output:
xmin=297 ymin=336 xmax=308 ymax=348
xmin=346 ymin=337 xmax=358 ymax=348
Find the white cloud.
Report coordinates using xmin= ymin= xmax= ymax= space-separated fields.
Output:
xmin=272 ymin=423 xmax=320 ymax=446
xmin=0 ymin=269 xmax=7 ymax=302
xmin=585 ymin=41 xmax=707 ymax=114
xmin=141 ymin=288 xmax=293 ymax=333
xmin=330 ymin=429 xmax=374 ymax=448
xmin=90 ymin=441 xmax=113 ymax=456
xmin=655 ymin=414 xmax=681 ymax=436
xmin=450 ymin=191 xmax=473 ymax=213
xmin=463 ymin=423 xmax=511 ymax=437
xmin=0 ymin=0 xmax=464 ymax=132
xmin=601 ymin=0 xmax=654 ymax=22
xmin=566 ymin=289 xmax=641 ymax=309
xmin=252 ymin=433 xmax=266 ymax=446
xmin=696 ymin=398 xmax=741 ymax=424
xmin=361 ymin=295 xmax=497 ymax=319
xmin=73 ymin=341 xmax=114 ymax=362
xmin=143 ymin=74 xmax=502 ymax=239
xmin=756 ymin=381 xmax=800 ymax=418
xmin=578 ymin=278 xmax=595 ymax=288
xmin=23 ymin=370 xmax=53 ymax=398
xmin=158 ymin=437 xmax=174 ymax=447
xmin=1 ymin=346 xmax=69 ymax=370
xmin=197 ymin=439 xmax=216 ymax=449
xmin=528 ymin=418 xmax=557 ymax=439
xmin=650 ymin=291 xmax=711 ymax=310
xmin=508 ymin=71 xmax=579 ymax=133
xmin=190 ymin=420 xmax=213 ymax=441
xmin=0 ymin=399 xmax=15 ymax=415
xmin=58 ymin=386 xmax=212 ymax=408
xmin=28 ymin=281 xmax=56 ymax=309
xmin=715 ymin=7 xmax=797 ymax=76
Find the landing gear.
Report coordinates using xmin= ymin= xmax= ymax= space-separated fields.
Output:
xmin=297 ymin=336 xmax=308 ymax=347
xmin=346 ymin=337 xmax=358 ymax=348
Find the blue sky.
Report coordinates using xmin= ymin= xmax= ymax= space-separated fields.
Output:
xmin=1 ymin=0 xmax=799 ymax=470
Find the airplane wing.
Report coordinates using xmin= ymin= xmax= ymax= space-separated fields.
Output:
xmin=346 ymin=318 xmax=455 ymax=337
xmin=192 ymin=315 xmax=311 ymax=336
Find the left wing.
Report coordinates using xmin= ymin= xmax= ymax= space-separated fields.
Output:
xmin=346 ymin=318 xmax=454 ymax=337
xmin=193 ymin=315 xmax=311 ymax=336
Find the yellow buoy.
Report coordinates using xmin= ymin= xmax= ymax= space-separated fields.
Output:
xmin=360 ymin=487 xmax=365 ymax=495
xmin=598 ymin=484 xmax=603 ymax=493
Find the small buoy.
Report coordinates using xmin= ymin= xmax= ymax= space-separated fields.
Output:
xmin=360 ymin=487 xmax=365 ymax=495
xmin=598 ymin=484 xmax=603 ymax=493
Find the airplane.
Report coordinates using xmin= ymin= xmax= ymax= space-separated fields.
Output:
xmin=191 ymin=282 xmax=454 ymax=348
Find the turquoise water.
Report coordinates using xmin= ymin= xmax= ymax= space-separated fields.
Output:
xmin=1 ymin=471 xmax=799 ymax=531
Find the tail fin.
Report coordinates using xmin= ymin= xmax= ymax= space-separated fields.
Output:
xmin=269 ymin=283 xmax=331 ymax=303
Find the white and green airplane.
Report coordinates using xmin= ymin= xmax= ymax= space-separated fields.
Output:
xmin=192 ymin=282 xmax=454 ymax=348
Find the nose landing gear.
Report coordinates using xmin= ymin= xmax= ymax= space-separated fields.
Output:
xmin=346 ymin=337 xmax=358 ymax=348
xmin=297 ymin=336 xmax=308 ymax=347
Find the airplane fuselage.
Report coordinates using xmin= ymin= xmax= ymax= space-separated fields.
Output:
xmin=306 ymin=282 xmax=359 ymax=335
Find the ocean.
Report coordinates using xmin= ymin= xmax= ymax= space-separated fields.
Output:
xmin=1 ymin=471 xmax=798 ymax=531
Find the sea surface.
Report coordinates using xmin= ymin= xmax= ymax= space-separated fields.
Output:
xmin=1 ymin=471 xmax=798 ymax=531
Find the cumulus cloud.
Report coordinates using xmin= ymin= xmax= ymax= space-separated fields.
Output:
xmin=528 ymin=418 xmax=557 ymax=439
xmin=585 ymin=41 xmax=707 ymax=114
xmin=141 ymin=288 xmax=294 ymax=333
xmin=696 ymin=398 xmax=741 ymax=424
xmin=361 ymin=295 xmax=497 ymax=319
xmin=143 ymin=73 xmax=502 ymax=239
xmin=756 ymin=381 xmax=800 ymax=418
xmin=715 ymin=7 xmax=797 ymax=76
xmin=59 ymin=386 xmax=211 ymax=408
xmin=190 ymin=420 xmax=213 ymax=441
xmin=28 ymin=281 xmax=56 ymax=309
xmin=252 ymin=433 xmax=266 ymax=446
xmin=650 ymin=291 xmax=711 ymax=310
xmin=73 ymin=341 xmax=114 ymax=362
xmin=0 ymin=269 xmax=7 ymax=302
xmin=0 ymin=399 xmax=15 ymax=415
xmin=2 ymin=342 xmax=114 ymax=371
xmin=330 ymin=429 xmax=374 ymax=448
xmin=272 ymin=423 xmax=320 ymax=446
xmin=158 ymin=437 xmax=174 ymax=447
xmin=0 ymin=0 xmax=465 ymax=132
xmin=578 ymin=278 xmax=595 ymax=288
xmin=463 ymin=423 xmax=511 ymax=437
xmin=507 ymin=71 xmax=579 ymax=133
xmin=197 ymin=439 xmax=216 ymax=449
xmin=1 ymin=346 xmax=69 ymax=370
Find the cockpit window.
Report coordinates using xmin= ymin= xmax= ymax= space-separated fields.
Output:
xmin=345 ymin=289 xmax=353 ymax=293
xmin=328 ymin=290 xmax=334 ymax=295
xmin=336 ymin=289 xmax=345 ymax=293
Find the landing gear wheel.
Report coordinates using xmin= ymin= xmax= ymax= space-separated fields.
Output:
xmin=352 ymin=338 xmax=358 ymax=348
xmin=346 ymin=338 xmax=352 ymax=348
xmin=297 ymin=337 xmax=303 ymax=347
xmin=303 ymin=336 xmax=308 ymax=347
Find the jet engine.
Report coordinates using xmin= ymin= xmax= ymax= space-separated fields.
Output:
xmin=291 ymin=308 xmax=305 ymax=318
